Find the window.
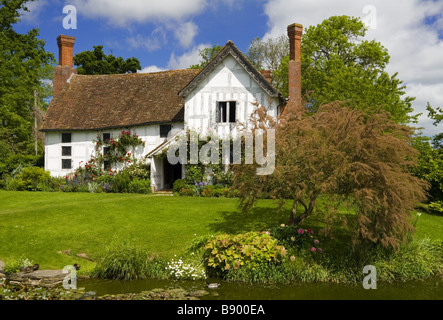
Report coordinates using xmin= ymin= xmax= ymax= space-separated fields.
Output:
xmin=103 ymin=147 xmax=111 ymax=170
xmin=62 ymin=146 xmax=72 ymax=156
xmin=217 ymin=101 xmax=236 ymax=123
xmin=103 ymin=133 xmax=111 ymax=144
xmin=61 ymin=159 xmax=72 ymax=169
xmin=61 ymin=133 xmax=72 ymax=143
xmin=160 ymin=124 xmax=172 ymax=138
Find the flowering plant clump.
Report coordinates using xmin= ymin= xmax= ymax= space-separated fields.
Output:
xmin=93 ymin=131 xmax=146 ymax=169
xmin=269 ymin=224 xmax=323 ymax=254
xmin=203 ymin=232 xmax=287 ymax=273
xmin=166 ymin=256 xmax=206 ymax=280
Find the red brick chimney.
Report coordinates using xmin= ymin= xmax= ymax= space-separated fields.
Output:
xmin=261 ymin=69 xmax=272 ymax=83
xmin=283 ymin=23 xmax=303 ymax=118
xmin=53 ymin=35 xmax=77 ymax=98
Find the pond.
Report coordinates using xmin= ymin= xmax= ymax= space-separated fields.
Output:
xmin=79 ymin=277 xmax=443 ymax=300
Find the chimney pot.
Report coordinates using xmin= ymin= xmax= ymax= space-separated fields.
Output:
xmin=57 ymin=35 xmax=76 ymax=67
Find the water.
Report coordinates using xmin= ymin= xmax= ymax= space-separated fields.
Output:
xmin=79 ymin=277 xmax=443 ymax=300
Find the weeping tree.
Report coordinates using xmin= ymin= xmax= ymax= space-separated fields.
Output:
xmin=232 ymin=102 xmax=428 ymax=250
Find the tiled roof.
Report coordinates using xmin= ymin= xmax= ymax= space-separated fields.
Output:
xmin=41 ymin=69 xmax=200 ymax=131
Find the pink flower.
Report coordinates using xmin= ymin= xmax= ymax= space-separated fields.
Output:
xmin=314 ymin=240 xmax=319 ymax=245
xmin=318 ymin=248 xmax=322 ymax=253
xmin=298 ymin=229 xmax=304 ymax=234
xmin=311 ymin=247 xmax=316 ymax=252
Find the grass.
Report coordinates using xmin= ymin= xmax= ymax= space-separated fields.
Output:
xmin=0 ymin=191 xmax=290 ymax=273
xmin=0 ymin=191 xmax=442 ymax=277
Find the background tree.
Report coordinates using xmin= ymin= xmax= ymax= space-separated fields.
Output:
xmin=246 ymin=35 xmax=289 ymax=87
xmin=272 ymin=16 xmax=415 ymax=124
xmin=233 ymin=102 xmax=428 ymax=250
xmin=0 ymin=0 xmax=54 ymax=165
xmin=189 ymin=45 xmax=223 ymax=69
xmin=73 ymin=45 xmax=141 ymax=75
xmin=427 ymin=103 xmax=443 ymax=126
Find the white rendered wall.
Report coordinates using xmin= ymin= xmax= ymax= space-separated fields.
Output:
xmin=184 ymin=54 xmax=279 ymax=137
xmin=44 ymin=123 xmax=183 ymax=185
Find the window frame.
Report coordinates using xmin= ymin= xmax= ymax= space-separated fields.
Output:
xmin=217 ymin=101 xmax=237 ymax=124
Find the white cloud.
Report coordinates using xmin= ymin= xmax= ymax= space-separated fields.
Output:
xmin=18 ymin=0 xmax=49 ymax=23
xmin=169 ymin=21 xmax=199 ymax=49
xmin=126 ymin=27 xmax=167 ymax=52
xmin=71 ymin=0 xmax=207 ymax=25
xmin=167 ymin=43 xmax=211 ymax=69
xmin=262 ymin=0 xmax=443 ymax=137
xmin=138 ymin=65 xmax=167 ymax=73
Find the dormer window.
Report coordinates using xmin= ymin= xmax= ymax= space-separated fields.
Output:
xmin=217 ymin=101 xmax=236 ymax=123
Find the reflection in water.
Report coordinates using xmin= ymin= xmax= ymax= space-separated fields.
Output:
xmin=80 ymin=277 xmax=443 ymax=300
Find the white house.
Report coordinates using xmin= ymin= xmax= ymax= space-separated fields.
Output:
xmin=41 ymin=24 xmax=303 ymax=191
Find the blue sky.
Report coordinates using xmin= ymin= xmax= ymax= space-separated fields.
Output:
xmin=15 ymin=0 xmax=443 ymax=137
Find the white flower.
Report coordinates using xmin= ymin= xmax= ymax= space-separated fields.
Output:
xmin=417 ymin=212 xmax=422 ymax=216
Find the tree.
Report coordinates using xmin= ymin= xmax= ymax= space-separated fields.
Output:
xmin=427 ymin=103 xmax=443 ymax=126
xmin=246 ymin=35 xmax=289 ymax=86
xmin=0 ymin=0 xmax=55 ymax=161
xmin=189 ymin=45 xmax=222 ymax=69
xmin=232 ymin=102 xmax=428 ymax=250
xmin=73 ymin=46 xmax=141 ymax=75
xmin=273 ymin=16 xmax=415 ymax=124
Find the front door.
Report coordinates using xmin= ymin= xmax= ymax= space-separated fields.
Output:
xmin=163 ymin=158 xmax=182 ymax=190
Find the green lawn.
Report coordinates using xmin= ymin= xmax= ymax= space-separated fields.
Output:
xmin=0 ymin=191 xmax=441 ymax=274
xmin=0 ymin=191 xmax=290 ymax=272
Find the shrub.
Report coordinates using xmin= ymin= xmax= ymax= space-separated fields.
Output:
xmin=121 ymin=160 xmax=151 ymax=180
xmin=173 ymin=179 xmax=189 ymax=194
xmin=128 ymin=179 xmax=152 ymax=194
xmin=6 ymin=167 xmax=51 ymax=191
xmin=269 ymin=224 xmax=322 ymax=253
xmin=428 ymin=201 xmax=443 ymax=214
xmin=93 ymin=241 xmax=151 ymax=280
xmin=203 ymin=232 xmax=287 ymax=275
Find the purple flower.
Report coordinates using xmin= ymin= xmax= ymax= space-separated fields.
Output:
xmin=298 ymin=229 xmax=304 ymax=234
xmin=311 ymin=247 xmax=316 ymax=252
xmin=318 ymin=248 xmax=322 ymax=253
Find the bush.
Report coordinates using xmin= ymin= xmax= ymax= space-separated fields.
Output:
xmin=93 ymin=241 xmax=151 ymax=280
xmin=128 ymin=179 xmax=152 ymax=194
xmin=428 ymin=201 xmax=443 ymax=214
xmin=269 ymin=224 xmax=322 ymax=253
xmin=173 ymin=179 xmax=189 ymax=194
xmin=6 ymin=167 xmax=51 ymax=191
xmin=203 ymin=232 xmax=287 ymax=275
xmin=121 ymin=160 xmax=151 ymax=180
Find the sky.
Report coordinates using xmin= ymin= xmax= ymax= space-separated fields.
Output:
xmin=15 ymin=0 xmax=443 ymax=137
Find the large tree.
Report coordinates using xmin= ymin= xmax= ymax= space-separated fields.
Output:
xmin=272 ymin=16 xmax=415 ymax=124
xmin=0 ymin=0 xmax=55 ymax=160
xmin=73 ymin=45 xmax=141 ymax=75
xmin=233 ymin=102 xmax=428 ymax=250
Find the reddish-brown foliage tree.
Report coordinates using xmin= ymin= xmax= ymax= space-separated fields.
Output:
xmin=233 ymin=101 xmax=428 ymax=250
